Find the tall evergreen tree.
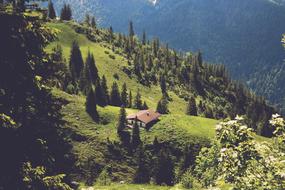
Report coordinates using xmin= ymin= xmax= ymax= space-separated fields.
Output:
xmin=129 ymin=21 xmax=135 ymax=37
xmin=79 ymin=62 xmax=91 ymax=94
xmin=160 ymin=75 xmax=167 ymax=96
xmin=86 ymin=87 xmax=99 ymax=122
xmin=121 ymin=83 xmax=128 ymax=107
xmin=100 ymin=75 xmax=109 ymax=106
xmin=128 ymin=90 xmax=133 ymax=108
xmin=47 ymin=0 xmax=56 ymax=19
xmin=86 ymin=52 xmax=99 ymax=84
xmin=91 ymin=16 xmax=96 ymax=28
xmin=110 ymin=82 xmax=121 ymax=106
xmin=156 ymin=98 xmax=169 ymax=114
xmin=132 ymin=118 xmax=141 ymax=148
xmin=134 ymin=89 xmax=142 ymax=109
xmin=133 ymin=146 xmax=150 ymax=184
xmin=69 ymin=40 xmax=84 ymax=80
xmin=154 ymin=149 xmax=174 ymax=186
xmin=142 ymin=30 xmax=146 ymax=45
xmin=84 ymin=13 xmax=90 ymax=26
xmin=60 ymin=3 xmax=72 ymax=21
xmin=95 ymin=79 xmax=105 ymax=107
xmin=142 ymin=101 xmax=148 ymax=110
xmin=117 ymin=106 xmax=127 ymax=133
xmin=186 ymin=97 xmax=198 ymax=116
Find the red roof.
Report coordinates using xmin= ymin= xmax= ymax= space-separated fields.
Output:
xmin=127 ymin=110 xmax=161 ymax=124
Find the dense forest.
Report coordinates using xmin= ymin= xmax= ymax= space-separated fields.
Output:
xmin=1 ymin=0 xmax=285 ymax=189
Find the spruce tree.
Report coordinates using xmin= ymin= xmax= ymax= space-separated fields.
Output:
xmin=95 ymin=79 xmax=104 ymax=107
xmin=159 ymin=75 xmax=167 ymax=96
xmin=129 ymin=21 xmax=135 ymax=37
xmin=47 ymin=0 xmax=56 ymax=19
xmin=134 ymin=89 xmax=142 ymax=110
xmin=91 ymin=16 xmax=96 ymax=28
xmin=110 ymin=82 xmax=121 ymax=106
xmin=100 ymin=75 xmax=109 ymax=106
xmin=156 ymin=98 xmax=169 ymax=114
xmin=117 ymin=106 xmax=127 ymax=133
xmin=154 ymin=149 xmax=174 ymax=186
xmin=128 ymin=90 xmax=133 ymax=108
xmin=86 ymin=87 xmax=99 ymax=122
xmin=142 ymin=30 xmax=146 ymax=45
xmin=69 ymin=40 xmax=84 ymax=80
xmin=133 ymin=146 xmax=150 ymax=184
xmin=121 ymin=83 xmax=128 ymax=107
xmin=84 ymin=13 xmax=90 ymax=26
xmin=79 ymin=63 xmax=91 ymax=95
xmin=132 ymin=118 xmax=141 ymax=148
xmin=60 ymin=3 xmax=72 ymax=21
xmin=142 ymin=101 xmax=148 ymax=110
xmin=87 ymin=52 xmax=99 ymax=84
xmin=186 ymin=97 xmax=197 ymax=116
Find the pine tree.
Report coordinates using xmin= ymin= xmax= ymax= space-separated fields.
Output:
xmin=86 ymin=87 xmax=99 ymax=122
xmin=186 ymin=97 xmax=197 ymax=116
xmin=95 ymin=79 xmax=105 ymax=107
xmin=134 ymin=89 xmax=142 ymax=109
xmin=142 ymin=101 xmax=148 ymax=110
xmin=129 ymin=21 xmax=135 ymax=38
xmin=69 ymin=40 xmax=84 ymax=80
xmin=110 ymin=82 xmax=121 ymax=106
xmin=47 ymin=0 xmax=56 ymax=19
xmin=60 ymin=3 xmax=72 ymax=21
xmin=156 ymin=98 xmax=169 ymax=114
xmin=121 ymin=83 xmax=128 ymax=107
xmin=160 ymin=75 xmax=167 ymax=96
xmin=117 ymin=106 xmax=127 ymax=133
xmin=133 ymin=146 xmax=150 ymax=184
xmin=154 ymin=149 xmax=174 ymax=185
xmin=142 ymin=30 xmax=146 ymax=45
xmin=86 ymin=52 xmax=99 ymax=84
xmin=91 ymin=17 xmax=96 ymax=28
xmin=79 ymin=63 xmax=91 ymax=95
xmin=100 ymin=75 xmax=109 ymax=106
xmin=84 ymin=13 xmax=90 ymax=26
xmin=153 ymin=136 xmax=160 ymax=152
xmin=132 ymin=118 xmax=141 ymax=148
xmin=128 ymin=90 xmax=133 ymax=108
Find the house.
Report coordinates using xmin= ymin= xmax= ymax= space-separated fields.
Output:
xmin=127 ymin=109 xmax=161 ymax=129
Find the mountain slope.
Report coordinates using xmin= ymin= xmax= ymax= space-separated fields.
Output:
xmin=51 ymin=0 xmax=285 ymax=112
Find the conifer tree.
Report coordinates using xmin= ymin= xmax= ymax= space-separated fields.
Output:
xmin=79 ymin=63 xmax=91 ymax=94
xmin=142 ymin=101 xmax=148 ymax=110
xmin=133 ymin=146 xmax=150 ymax=184
xmin=95 ymin=79 xmax=105 ymax=107
xmin=117 ymin=106 xmax=127 ymax=133
xmin=132 ymin=118 xmax=141 ymax=148
xmin=186 ymin=97 xmax=198 ymax=116
xmin=128 ymin=90 xmax=133 ymax=108
xmin=159 ymin=75 xmax=167 ymax=96
xmin=87 ymin=52 xmax=99 ymax=84
xmin=121 ymin=83 xmax=128 ymax=107
xmin=100 ymin=75 xmax=109 ymax=106
xmin=47 ymin=0 xmax=56 ymax=19
xmin=84 ymin=13 xmax=90 ymax=26
xmin=60 ymin=3 xmax=72 ymax=21
xmin=69 ymin=40 xmax=84 ymax=80
xmin=142 ymin=30 xmax=146 ymax=45
xmin=86 ymin=87 xmax=99 ymax=122
xmin=154 ymin=149 xmax=174 ymax=185
xmin=156 ymin=98 xmax=169 ymax=114
xmin=153 ymin=136 xmax=160 ymax=152
xmin=129 ymin=21 xmax=135 ymax=38
xmin=91 ymin=17 xmax=96 ymax=28
xmin=110 ymin=82 xmax=121 ymax=106
xmin=134 ymin=89 xmax=142 ymax=109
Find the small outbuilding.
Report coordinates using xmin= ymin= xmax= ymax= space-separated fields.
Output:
xmin=127 ymin=109 xmax=161 ymax=129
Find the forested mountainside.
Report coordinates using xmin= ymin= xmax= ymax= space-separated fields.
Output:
xmin=51 ymin=0 xmax=285 ymax=113
xmin=1 ymin=1 xmax=285 ymax=190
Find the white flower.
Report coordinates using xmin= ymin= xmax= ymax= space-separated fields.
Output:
xmin=235 ymin=115 xmax=244 ymax=121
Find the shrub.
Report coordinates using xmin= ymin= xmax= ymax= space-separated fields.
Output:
xmin=180 ymin=170 xmax=194 ymax=189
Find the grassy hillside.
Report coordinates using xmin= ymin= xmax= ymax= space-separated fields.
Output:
xmin=46 ymin=21 xmax=187 ymax=114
